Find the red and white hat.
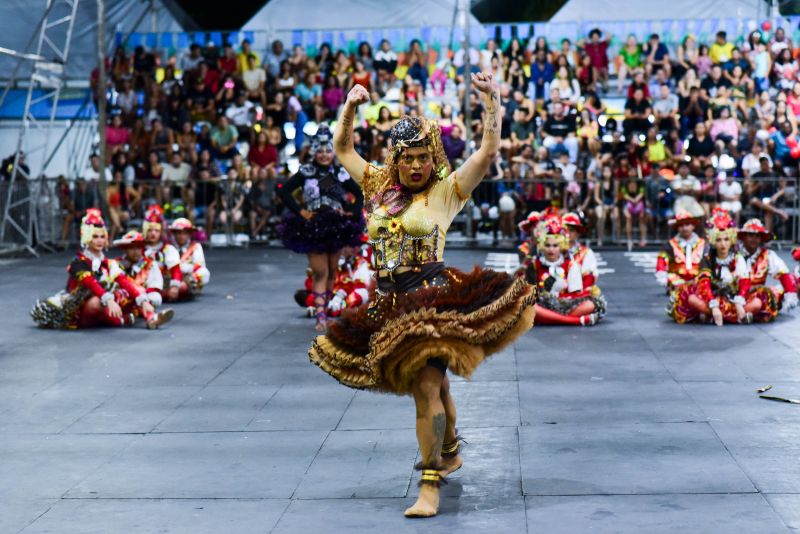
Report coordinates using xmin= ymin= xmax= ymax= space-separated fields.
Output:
xmin=668 ymin=209 xmax=703 ymax=228
xmin=112 ymin=230 xmax=145 ymax=249
xmin=561 ymin=212 xmax=585 ymax=232
xmin=738 ymin=218 xmax=773 ymax=243
xmin=168 ymin=217 xmax=195 ymax=232
xmin=518 ymin=211 xmax=542 ymax=235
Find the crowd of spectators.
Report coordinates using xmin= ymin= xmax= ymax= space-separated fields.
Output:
xmin=58 ymin=25 xmax=800 ymax=246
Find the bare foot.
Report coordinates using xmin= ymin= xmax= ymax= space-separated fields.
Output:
xmin=438 ymin=454 xmax=463 ymax=477
xmin=404 ymin=484 xmax=440 ymax=518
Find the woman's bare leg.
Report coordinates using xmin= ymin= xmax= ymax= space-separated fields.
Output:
xmin=405 ymin=366 xmax=446 ymax=518
xmin=438 ymin=374 xmax=462 ymax=476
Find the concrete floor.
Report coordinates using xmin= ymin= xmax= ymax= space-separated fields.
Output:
xmin=1 ymin=247 xmax=800 ymax=533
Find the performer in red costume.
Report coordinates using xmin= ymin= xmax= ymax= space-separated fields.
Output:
xmin=520 ymin=217 xmax=605 ymax=326
xmin=562 ymin=212 xmax=600 ymax=290
xmin=655 ymin=210 xmax=707 ymax=291
xmin=31 ymin=209 xmax=173 ymax=329
xmin=142 ymin=206 xmax=185 ymax=302
xmin=669 ymin=209 xmax=753 ymax=325
xmin=114 ymin=230 xmax=167 ymax=309
xmin=738 ymin=218 xmax=798 ymax=321
xmin=170 ymin=217 xmax=211 ymax=298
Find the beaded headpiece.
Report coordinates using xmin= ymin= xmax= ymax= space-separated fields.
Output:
xmin=363 ymin=115 xmax=451 ymax=202
xmin=310 ymin=124 xmax=333 ymax=155
xmin=80 ymin=208 xmax=107 ymax=247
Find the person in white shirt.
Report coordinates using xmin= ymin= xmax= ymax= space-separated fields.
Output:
xmin=671 ymin=161 xmax=704 ymax=216
xmin=85 ymin=154 xmax=112 ymax=182
xmin=741 ymin=141 xmax=772 ymax=177
xmin=225 ymin=93 xmax=255 ymax=136
xmin=718 ymin=172 xmax=743 ymax=222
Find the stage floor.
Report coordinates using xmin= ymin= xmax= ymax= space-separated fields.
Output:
xmin=2 ymin=248 xmax=799 ymax=533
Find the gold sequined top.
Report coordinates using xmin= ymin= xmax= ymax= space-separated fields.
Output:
xmin=365 ymin=169 xmax=469 ymax=274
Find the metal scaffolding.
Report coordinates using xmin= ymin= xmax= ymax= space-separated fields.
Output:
xmin=0 ymin=0 xmax=80 ymax=254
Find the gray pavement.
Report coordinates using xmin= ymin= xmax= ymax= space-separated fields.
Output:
xmin=1 ymin=247 xmax=800 ymax=533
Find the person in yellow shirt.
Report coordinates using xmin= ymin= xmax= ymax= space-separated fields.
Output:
xmin=709 ymin=31 xmax=734 ymax=64
xmin=236 ymin=39 xmax=260 ymax=74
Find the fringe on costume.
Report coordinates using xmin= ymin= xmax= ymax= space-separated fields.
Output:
xmin=309 ymin=266 xmax=536 ymax=395
xmin=30 ymin=288 xmax=91 ymax=329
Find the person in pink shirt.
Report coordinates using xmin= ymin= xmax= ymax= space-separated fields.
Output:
xmin=105 ymin=114 xmax=129 ymax=161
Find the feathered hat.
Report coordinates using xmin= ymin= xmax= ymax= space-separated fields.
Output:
xmin=668 ymin=209 xmax=703 ymax=228
xmin=168 ymin=217 xmax=195 ymax=232
xmin=561 ymin=211 xmax=585 ymax=233
xmin=536 ymin=215 xmax=570 ymax=251
xmin=112 ymin=230 xmax=145 ymax=249
xmin=143 ymin=205 xmax=164 ymax=233
xmin=706 ymin=208 xmax=738 ymax=246
xmin=80 ymin=208 xmax=107 ymax=247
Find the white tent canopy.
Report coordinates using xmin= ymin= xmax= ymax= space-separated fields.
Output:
xmin=0 ymin=0 xmax=190 ymax=80
xmin=550 ymin=0 xmax=763 ymax=22
xmin=244 ymin=0 xmax=481 ymax=50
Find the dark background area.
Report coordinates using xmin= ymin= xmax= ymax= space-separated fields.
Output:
xmin=171 ymin=0 xmax=564 ymax=30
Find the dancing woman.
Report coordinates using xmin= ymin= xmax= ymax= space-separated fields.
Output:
xmin=309 ymin=75 xmax=536 ymax=518
xmin=277 ymin=124 xmax=365 ymax=331
xmin=669 ymin=209 xmax=754 ymax=325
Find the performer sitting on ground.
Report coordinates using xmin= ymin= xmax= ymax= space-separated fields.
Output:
xmin=655 ymin=210 xmax=707 ymax=292
xmin=170 ymin=217 xmax=211 ymax=298
xmin=142 ymin=206 xmax=185 ymax=302
xmin=310 ymin=76 xmax=536 ymax=518
xmin=519 ymin=216 xmax=605 ymax=326
xmin=114 ymin=230 xmax=167 ymax=310
xmin=669 ymin=208 xmax=753 ymax=325
xmin=31 ymin=209 xmax=173 ymax=329
xmin=738 ymin=218 xmax=798 ymax=321
xmin=562 ymin=212 xmax=600 ymax=289
xmin=277 ymin=124 xmax=365 ymax=331
xmin=294 ymin=244 xmax=374 ymax=318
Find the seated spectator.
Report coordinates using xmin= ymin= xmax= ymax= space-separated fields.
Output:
xmin=225 ymin=92 xmax=255 ymax=138
xmin=373 ymin=39 xmax=398 ymax=89
xmin=672 ymin=161 xmax=704 ymax=217
xmin=218 ymin=43 xmax=238 ymax=77
xmin=680 ymin=86 xmax=708 ymax=138
xmin=137 ymin=150 xmax=164 ymax=204
xmin=264 ymin=40 xmax=289 ymax=79
xmin=652 ymin=84 xmax=678 ymax=132
xmin=406 ymin=39 xmax=428 ymax=90
xmin=643 ymin=33 xmax=671 ymax=79
xmin=551 ymin=65 xmax=580 ymax=107
xmin=116 ymin=78 xmax=138 ymax=124
xmin=162 ymin=151 xmax=192 ymax=208
xmin=645 ymin=126 xmax=671 ymax=166
xmin=295 ymin=72 xmax=324 ymax=123
xmin=701 ymin=64 xmax=731 ymax=99
xmin=509 ymin=108 xmax=535 ymax=153
xmin=686 ymin=122 xmax=715 ymax=169
xmin=710 ymin=105 xmax=741 ymax=145
xmin=442 ymin=125 xmax=466 ymax=166
xmin=175 ymin=120 xmax=197 ymax=165
xmin=322 ymin=75 xmax=344 ymax=118
xmin=149 ymin=118 xmax=174 ymax=162
xmin=709 ymin=31 xmax=734 ymax=64
xmin=106 ymin=169 xmax=131 ymax=239
xmin=237 ymin=39 xmax=260 ymax=74
xmin=584 ymin=28 xmax=610 ymax=91
xmin=247 ymin=167 xmax=277 ymax=239
xmin=186 ymin=77 xmax=216 ymax=123
xmin=85 ymin=153 xmax=112 ymax=182
xmin=616 ymin=34 xmax=643 ymax=92
xmin=210 ymin=116 xmax=238 ymax=160
xmin=542 ymin=101 xmax=578 ymax=162
xmin=747 ymin=156 xmax=789 ymax=231
xmin=248 ymin=131 xmax=278 ymax=178
xmin=742 ymin=141 xmax=772 ymax=177
xmin=181 ymin=44 xmax=204 ymax=74
xmin=528 ymin=49 xmax=554 ymax=102
xmin=623 ymin=87 xmax=652 ymax=139
xmin=718 ymin=171 xmax=743 ymax=222
xmin=242 ymin=54 xmax=266 ymax=106
xmin=506 ymin=58 xmax=529 ymax=94
xmin=105 ymin=114 xmax=129 ymax=160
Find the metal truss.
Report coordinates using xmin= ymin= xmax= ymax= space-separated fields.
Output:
xmin=0 ymin=0 xmax=79 ymax=254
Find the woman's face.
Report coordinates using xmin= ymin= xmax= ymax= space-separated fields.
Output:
xmin=88 ymin=229 xmax=107 ymax=253
xmin=627 ymin=35 xmax=636 ymax=47
xmin=558 ymin=66 xmax=568 ymax=79
xmin=543 ymin=236 xmax=562 ymax=261
xmin=397 ymin=147 xmax=434 ymax=191
xmin=258 ymin=132 xmax=267 ymax=145
xmin=602 ymin=166 xmax=612 ymax=179
xmin=314 ymin=146 xmax=334 ymax=166
xmin=716 ymin=233 xmax=732 ymax=257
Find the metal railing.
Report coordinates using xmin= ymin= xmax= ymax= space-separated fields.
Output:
xmin=1 ymin=175 xmax=798 ymax=251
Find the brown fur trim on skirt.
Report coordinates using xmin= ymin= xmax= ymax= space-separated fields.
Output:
xmin=308 ymin=266 xmax=536 ymax=395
